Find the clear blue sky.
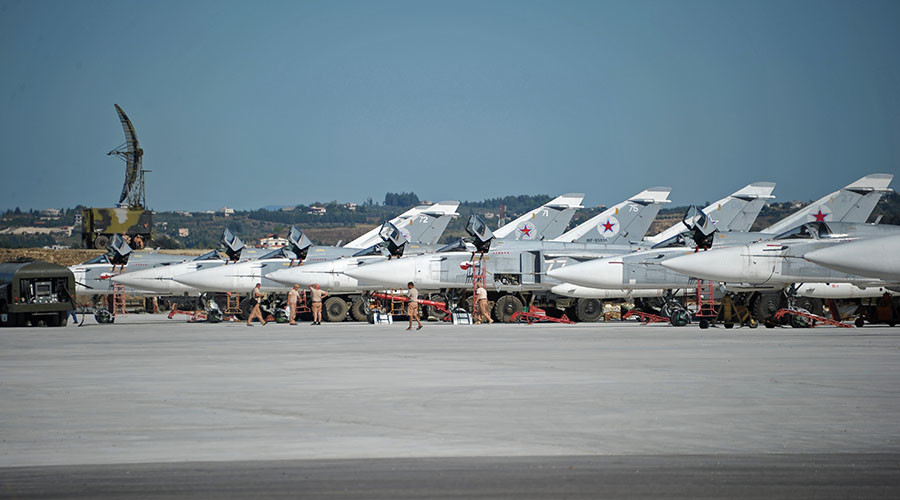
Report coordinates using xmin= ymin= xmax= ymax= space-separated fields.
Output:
xmin=2 ymin=0 xmax=898 ymax=211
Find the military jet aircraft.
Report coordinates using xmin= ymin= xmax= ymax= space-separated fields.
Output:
xmin=547 ymin=181 xmax=777 ymax=300
xmin=109 ymin=227 xmax=302 ymax=295
xmin=171 ymin=201 xmax=462 ymax=295
xmin=804 ymin=234 xmax=900 ymax=282
xmin=70 ymin=234 xmax=199 ymax=296
xmin=109 ymin=200 xmax=461 ymax=296
xmin=339 ymin=187 xmax=673 ymax=321
xmin=264 ymin=193 xmax=588 ymax=292
xmin=660 ymin=221 xmax=900 ymax=288
xmin=546 ymin=174 xmax=892 ymax=292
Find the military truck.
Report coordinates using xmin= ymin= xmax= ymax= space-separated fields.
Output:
xmin=81 ymin=207 xmax=152 ymax=249
xmin=0 ymin=259 xmax=75 ymax=327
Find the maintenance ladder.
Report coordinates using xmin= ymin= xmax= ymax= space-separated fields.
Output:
xmin=110 ymin=265 xmax=127 ymax=316
xmin=695 ymin=280 xmax=717 ymax=319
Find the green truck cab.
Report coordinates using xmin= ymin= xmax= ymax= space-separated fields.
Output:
xmin=0 ymin=259 xmax=75 ymax=327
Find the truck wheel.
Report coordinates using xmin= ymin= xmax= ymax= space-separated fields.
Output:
xmin=575 ymin=298 xmax=604 ymax=322
xmin=350 ymin=297 xmax=368 ymax=322
xmin=323 ymin=297 xmax=349 ymax=322
xmin=94 ymin=235 xmax=109 ymax=250
xmin=493 ymin=295 xmax=523 ymax=323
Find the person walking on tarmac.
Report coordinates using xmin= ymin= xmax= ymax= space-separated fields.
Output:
xmin=475 ymin=284 xmax=493 ymax=324
xmin=310 ymin=284 xmax=328 ymax=325
xmin=247 ymin=283 xmax=267 ymax=326
xmin=406 ymin=282 xmax=423 ymax=331
xmin=287 ymin=284 xmax=300 ymax=325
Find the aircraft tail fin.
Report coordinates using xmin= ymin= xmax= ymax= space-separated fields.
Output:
xmin=344 ymin=200 xmax=460 ymax=248
xmin=555 ymin=187 xmax=672 ymax=244
xmin=397 ymin=200 xmax=460 ymax=245
xmin=762 ymin=173 xmax=893 ymax=234
xmin=646 ymin=182 xmax=776 ymax=243
xmin=494 ymin=193 xmax=585 ymax=241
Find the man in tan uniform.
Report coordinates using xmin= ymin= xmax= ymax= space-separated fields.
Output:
xmin=309 ymin=284 xmax=328 ymax=325
xmin=247 ymin=283 xmax=267 ymax=326
xmin=407 ymin=281 xmax=422 ymax=331
xmin=475 ymin=285 xmax=493 ymax=324
xmin=287 ymin=284 xmax=300 ymax=325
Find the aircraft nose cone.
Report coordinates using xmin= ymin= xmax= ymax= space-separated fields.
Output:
xmin=662 ymin=246 xmax=747 ymax=281
xmin=344 ymin=259 xmax=417 ymax=287
xmin=110 ymin=273 xmax=141 ymax=287
xmin=270 ymin=263 xmax=339 ymax=287
xmin=266 ymin=268 xmax=295 ymax=286
xmin=548 ymin=259 xmax=624 ymax=288
xmin=173 ymin=267 xmax=232 ymax=291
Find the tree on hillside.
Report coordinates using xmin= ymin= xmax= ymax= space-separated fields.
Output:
xmin=384 ymin=192 xmax=419 ymax=207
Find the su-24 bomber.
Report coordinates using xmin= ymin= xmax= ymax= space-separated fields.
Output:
xmin=69 ymin=173 xmax=900 ymax=327
xmin=547 ymin=174 xmax=895 ymax=322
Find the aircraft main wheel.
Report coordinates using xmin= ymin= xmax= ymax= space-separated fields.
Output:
xmin=493 ymin=295 xmax=524 ymax=323
xmin=239 ymin=298 xmax=254 ymax=321
xmin=455 ymin=292 xmax=473 ymax=313
xmin=93 ymin=235 xmax=109 ymax=250
xmin=323 ymin=297 xmax=348 ymax=322
xmin=350 ymin=297 xmax=368 ymax=322
xmin=796 ymin=298 xmax=824 ymax=317
xmin=422 ymin=294 xmax=447 ymax=321
xmin=575 ymin=298 xmax=604 ymax=322
xmin=752 ymin=293 xmax=782 ymax=322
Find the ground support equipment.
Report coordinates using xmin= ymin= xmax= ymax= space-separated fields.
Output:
xmin=621 ymin=310 xmax=670 ymax=324
xmin=772 ymin=308 xmax=851 ymax=328
xmin=511 ymin=306 xmax=574 ymax=325
xmin=369 ymin=292 xmax=452 ymax=322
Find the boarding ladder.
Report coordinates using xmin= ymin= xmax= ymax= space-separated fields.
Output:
xmin=111 ymin=265 xmax=127 ymax=317
xmin=695 ymin=280 xmax=717 ymax=320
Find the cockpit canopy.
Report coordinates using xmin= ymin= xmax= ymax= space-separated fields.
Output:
xmin=774 ymin=222 xmax=833 ymax=240
xmin=83 ymin=254 xmax=111 ymax=265
xmin=651 ymin=232 xmax=689 ymax=249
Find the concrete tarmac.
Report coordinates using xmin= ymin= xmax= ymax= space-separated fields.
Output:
xmin=2 ymin=314 xmax=899 ymax=496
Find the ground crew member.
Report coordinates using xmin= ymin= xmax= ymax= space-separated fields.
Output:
xmin=407 ymin=281 xmax=423 ymax=331
xmin=287 ymin=284 xmax=300 ymax=325
xmin=247 ymin=283 xmax=267 ymax=326
xmin=310 ymin=284 xmax=328 ymax=325
xmin=475 ymin=285 xmax=493 ymax=324
xmin=132 ymin=234 xmax=143 ymax=249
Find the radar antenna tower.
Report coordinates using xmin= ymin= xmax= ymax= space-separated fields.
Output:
xmin=108 ymin=104 xmax=149 ymax=209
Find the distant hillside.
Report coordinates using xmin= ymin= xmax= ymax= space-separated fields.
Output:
xmin=2 ymin=192 xmax=898 ymax=249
